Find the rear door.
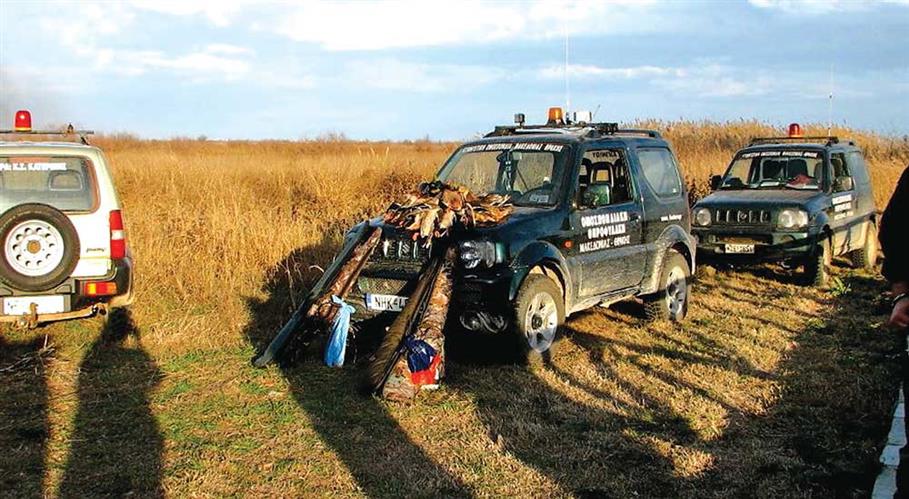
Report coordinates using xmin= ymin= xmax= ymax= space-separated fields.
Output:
xmin=827 ymin=150 xmax=860 ymax=253
xmin=0 ymin=153 xmax=111 ymax=278
xmin=634 ymin=146 xmax=687 ymax=269
xmin=568 ymin=147 xmax=646 ymax=297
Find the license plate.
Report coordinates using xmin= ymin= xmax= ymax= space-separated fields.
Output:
xmin=2 ymin=295 xmax=65 ymax=316
xmin=365 ymin=293 xmax=407 ymax=312
xmin=725 ymin=243 xmax=755 ymax=254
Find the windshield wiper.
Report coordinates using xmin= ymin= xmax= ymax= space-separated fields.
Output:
xmin=784 ymin=183 xmax=819 ymax=190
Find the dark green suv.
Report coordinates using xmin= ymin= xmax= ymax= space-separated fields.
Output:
xmin=692 ymin=128 xmax=878 ymax=286
xmin=343 ymin=112 xmax=695 ymax=356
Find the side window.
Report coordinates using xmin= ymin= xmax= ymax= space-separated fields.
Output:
xmin=637 ymin=148 xmax=683 ymax=198
xmin=830 ymin=152 xmax=852 ymax=192
xmin=577 ymin=148 xmax=634 ymax=208
xmin=845 ymin=151 xmax=869 ymax=186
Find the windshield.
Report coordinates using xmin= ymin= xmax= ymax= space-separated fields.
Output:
xmin=0 ymin=156 xmax=97 ymax=213
xmin=720 ymin=150 xmax=824 ymax=190
xmin=437 ymin=142 xmax=569 ymax=206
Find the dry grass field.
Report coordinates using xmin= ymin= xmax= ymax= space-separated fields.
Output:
xmin=1 ymin=121 xmax=908 ymax=497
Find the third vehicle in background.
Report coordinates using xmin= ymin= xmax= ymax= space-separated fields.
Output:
xmin=692 ymin=123 xmax=877 ymax=286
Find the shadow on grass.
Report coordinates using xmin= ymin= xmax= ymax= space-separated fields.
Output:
xmin=58 ymin=308 xmax=164 ymax=497
xmin=244 ymin=232 xmax=471 ymax=497
xmin=247 ymin=234 xmax=900 ymax=497
xmin=0 ymin=334 xmax=51 ymax=498
xmin=448 ymin=270 xmax=900 ymax=496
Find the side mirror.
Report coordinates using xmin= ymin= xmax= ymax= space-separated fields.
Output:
xmin=582 ymin=184 xmax=611 ymax=208
xmin=834 ymin=176 xmax=854 ymax=192
xmin=709 ymin=175 xmax=723 ymax=191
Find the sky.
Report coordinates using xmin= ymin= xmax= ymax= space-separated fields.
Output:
xmin=0 ymin=0 xmax=907 ymax=140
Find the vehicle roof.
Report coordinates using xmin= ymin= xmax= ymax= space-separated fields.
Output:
xmin=738 ymin=141 xmax=860 ymax=154
xmin=0 ymin=141 xmax=101 ymax=155
xmin=464 ymin=130 xmax=669 ymax=148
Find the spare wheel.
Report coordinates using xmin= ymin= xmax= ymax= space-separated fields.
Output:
xmin=0 ymin=204 xmax=81 ymax=292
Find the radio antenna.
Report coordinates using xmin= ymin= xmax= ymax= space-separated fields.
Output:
xmin=827 ymin=63 xmax=834 ymax=136
xmin=564 ymin=25 xmax=571 ymax=117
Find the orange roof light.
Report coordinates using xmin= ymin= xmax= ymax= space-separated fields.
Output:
xmin=788 ymin=123 xmax=803 ymax=138
xmin=14 ymin=110 xmax=31 ymax=132
xmin=547 ymin=107 xmax=564 ymax=125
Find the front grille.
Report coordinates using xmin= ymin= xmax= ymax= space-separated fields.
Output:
xmin=378 ymin=237 xmax=425 ymax=261
xmin=714 ymin=208 xmax=771 ymax=225
xmin=356 ymin=276 xmax=410 ymax=296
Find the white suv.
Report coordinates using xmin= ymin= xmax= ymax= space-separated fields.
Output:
xmin=0 ymin=111 xmax=133 ymax=328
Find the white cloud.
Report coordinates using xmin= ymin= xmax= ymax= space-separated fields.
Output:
xmin=535 ymin=62 xmax=866 ymax=99
xmin=204 ymin=43 xmax=255 ymax=56
xmin=654 ymin=64 xmax=775 ymax=97
xmin=35 ymin=6 xmax=254 ymax=82
xmin=748 ymin=0 xmax=875 ymax=13
xmin=267 ymin=0 xmax=668 ymax=51
xmin=128 ymin=0 xmax=251 ymax=27
xmin=342 ymin=59 xmax=505 ymax=92
xmin=539 ymin=64 xmax=682 ymax=80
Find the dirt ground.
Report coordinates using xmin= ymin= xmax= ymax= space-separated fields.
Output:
xmin=1 ymin=259 xmax=901 ymax=497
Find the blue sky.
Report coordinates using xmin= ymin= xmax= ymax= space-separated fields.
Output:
xmin=1 ymin=0 xmax=907 ymax=140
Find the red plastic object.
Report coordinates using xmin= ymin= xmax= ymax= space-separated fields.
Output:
xmin=410 ymin=353 xmax=442 ymax=386
xmin=14 ymin=110 xmax=31 ymax=131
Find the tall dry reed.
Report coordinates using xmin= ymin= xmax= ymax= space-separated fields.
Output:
xmin=89 ymin=122 xmax=907 ymax=354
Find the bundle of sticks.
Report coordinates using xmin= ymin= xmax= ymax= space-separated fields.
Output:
xmin=384 ymin=181 xmax=512 ymax=246
xmin=255 ymin=181 xmax=513 ymax=402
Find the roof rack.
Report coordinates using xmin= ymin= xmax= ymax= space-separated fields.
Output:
xmin=485 ymin=122 xmax=661 ymax=139
xmin=0 ymin=125 xmax=94 ymax=145
xmin=748 ymin=136 xmax=839 ymax=146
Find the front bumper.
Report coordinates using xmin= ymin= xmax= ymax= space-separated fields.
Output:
xmin=693 ymin=227 xmax=819 ymax=262
xmin=349 ymin=257 xmax=514 ymax=324
xmin=0 ymin=258 xmax=134 ymax=325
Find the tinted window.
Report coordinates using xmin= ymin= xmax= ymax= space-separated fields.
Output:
xmin=845 ymin=151 xmax=869 ymax=185
xmin=0 ymin=156 xmax=96 ymax=213
xmin=438 ymin=142 xmax=569 ymax=206
xmin=722 ymin=150 xmax=824 ymax=191
xmin=830 ymin=152 xmax=851 ymax=192
xmin=637 ymin=148 xmax=682 ymax=197
xmin=578 ymin=148 xmax=634 ymax=207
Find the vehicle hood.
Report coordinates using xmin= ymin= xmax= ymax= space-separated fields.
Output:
xmin=696 ymin=189 xmax=824 ymax=208
xmin=370 ymin=205 xmax=557 ymax=240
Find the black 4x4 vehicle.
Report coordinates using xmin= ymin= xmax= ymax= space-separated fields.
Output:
xmin=345 ymin=109 xmax=695 ymax=356
xmin=692 ymin=124 xmax=877 ymax=286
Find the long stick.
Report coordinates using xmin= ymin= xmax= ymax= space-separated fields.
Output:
xmin=370 ymin=252 xmax=444 ymax=394
xmin=252 ymin=224 xmax=373 ymax=367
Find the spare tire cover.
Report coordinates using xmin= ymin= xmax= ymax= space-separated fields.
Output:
xmin=0 ymin=203 xmax=81 ymax=292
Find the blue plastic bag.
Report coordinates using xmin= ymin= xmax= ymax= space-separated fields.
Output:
xmin=404 ymin=335 xmax=436 ymax=373
xmin=324 ymin=295 xmax=355 ymax=367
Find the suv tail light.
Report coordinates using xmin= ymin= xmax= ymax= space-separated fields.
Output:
xmin=109 ymin=210 xmax=127 ymax=260
xmin=82 ymin=281 xmax=118 ymax=296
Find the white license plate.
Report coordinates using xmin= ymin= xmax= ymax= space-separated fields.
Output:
xmin=725 ymin=243 xmax=755 ymax=254
xmin=365 ymin=293 xmax=407 ymax=312
xmin=3 ymin=295 xmax=65 ymax=316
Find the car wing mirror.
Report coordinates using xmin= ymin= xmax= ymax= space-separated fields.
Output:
xmin=709 ymin=175 xmax=723 ymax=191
xmin=834 ymin=176 xmax=854 ymax=192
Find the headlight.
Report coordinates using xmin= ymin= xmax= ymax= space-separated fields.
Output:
xmin=693 ymin=207 xmax=712 ymax=227
xmin=777 ymin=209 xmax=809 ymax=229
xmin=459 ymin=240 xmax=504 ymax=269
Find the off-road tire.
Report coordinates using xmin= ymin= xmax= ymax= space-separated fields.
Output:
xmin=0 ymin=204 xmax=80 ymax=292
xmin=513 ymin=274 xmax=565 ymax=361
xmin=849 ymin=221 xmax=878 ymax=271
xmin=804 ymin=238 xmax=831 ymax=287
xmin=644 ymin=251 xmax=690 ymax=322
